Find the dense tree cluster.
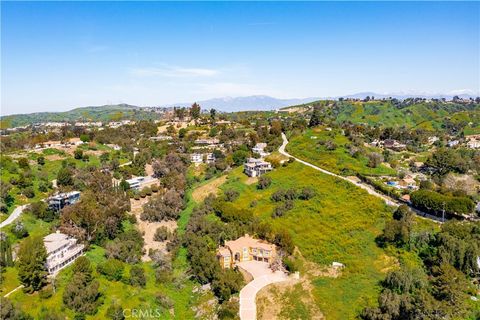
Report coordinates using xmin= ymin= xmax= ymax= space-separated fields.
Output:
xmin=411 ymin=189 xmax=475 ymax=217
xmin=366 ymin=208 xmax=480 ymax=319
xmin=60 ymin=171 xmax=130 ymax=242
xmin=141 ymin=189 xmax=185 ymax=222
xmin=17 ymin=235 xmax=47 ymax=293
xmin=105 ymin=229 xmax=144 ymax=264
xmin=63 ymin=257 xmax=102 ymax=315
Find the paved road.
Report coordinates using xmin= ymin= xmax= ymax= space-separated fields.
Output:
xmin=279 ymin=133 xmax=443 ymax=223
xmin=0 ymin=205 xmax=28 ymax=229
xmin=238 ymin=261 xmax=289 ymax=320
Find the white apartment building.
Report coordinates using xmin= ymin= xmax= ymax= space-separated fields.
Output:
xmin=244 ymin=158 xmax=272 ymax=177
xmin=190 ymin=153 xmax=215 ymax=165
xmin=44 ymin=232 xmax=84 ymax=274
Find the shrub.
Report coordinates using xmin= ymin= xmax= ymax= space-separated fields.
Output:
xmin=283 ymin=257 xmax=298 ymax=273
xmin=154 ymin=226 xmax=171 ymax=242
xmin=106 ymin=302 xmax=125 ymax=320
xmin=272 ymin=204 xmax=287 ymax=218
xmin=156 ymin=292 xmax=174 ymax=309
xmin=37 ymin=156 xmax=45 ymax=166
xmin=74 ymin=149 xmax=83 ymax=160
xmin=271 ymin=189 xmax=286 ymax=202
xmin=22 ymin=186 xmax=35 ymax=199
xmin=151 ymin=185 xmax=159 ymax=193
xmin=39 ymin=285 xmax=54 ymax=299
xmin=257 ymin=176 xmax=272 ymax=189
xmin=224 ymin=189 xmax=239 ymax=202
xmin=298 ymin=187 xmax=315 ymax=200
xmin=11 ymin=221 xmax=28 ymax=239
xmin=97 ymin=259 xmax=125 ymax=281
xmin=129 ymin=265 xmax=146 ymax=287
xmin=218 ymin=300 xmax=239 ymax=320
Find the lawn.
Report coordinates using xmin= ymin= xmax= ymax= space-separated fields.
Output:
xmin=286 ymin=128 xmax=396 ymax=176
xmin=220 ymin=163 xmax=395 ymax=319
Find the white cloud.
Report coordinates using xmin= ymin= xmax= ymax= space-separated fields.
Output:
xmin=129 ymin=65 xmax=219 ymax=78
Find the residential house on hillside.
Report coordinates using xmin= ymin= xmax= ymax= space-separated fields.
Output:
xmin=190 ymin=153 xmax=215 ymax=165
xmin=447 ymin=140 xmax=459 ymax=147
xmin=252 ymin=143 xmax=269 ymax=158
xmin=126 ymin=176 xmax=156 ymax=190
xmin=466 ymin=135 xmax=480 ymax=149
xmin=149 ymin=135 xmax=173 ymax=142
xmin=195 ymin=138 xmax=220 ymax=145
xmin=216 ymin=234 xmax=277 ymax=269
xmin=383 ymin=139 xmax=407 ymax=151
xmin=48 ymin=191 xmax=81 ymax=212
xmin=44 ymin=232 xmax=84 ymax=274
xmin=244 ymin=158 xmax=272 ymax=177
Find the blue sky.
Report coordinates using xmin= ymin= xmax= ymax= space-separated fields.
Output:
xmin=1 ymin=1 xmax=479 ymax=115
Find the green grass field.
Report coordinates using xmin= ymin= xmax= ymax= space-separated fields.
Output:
xmin=219 ymin=163 xmax=394 ymax=318
xmin=286 ymin=128 xmax=396 ymax=176
xmin=221 ymin=163 xmax=440 ymax=319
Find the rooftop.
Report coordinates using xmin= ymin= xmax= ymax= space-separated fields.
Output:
xmin=44 ymin=232 xmax=74 ymax=254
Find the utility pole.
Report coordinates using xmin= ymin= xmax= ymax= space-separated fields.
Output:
xmin=442 ymin=202 xmax=445 ymax=223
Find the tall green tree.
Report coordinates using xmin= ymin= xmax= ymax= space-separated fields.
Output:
xmin=17 ymin=235 xmax=48 ymax=293
xmin=57 ymin=167 xmax=74 ymax=186
xmin=63 ymin=257 xmax=101 ymax=315
xmin=210 ymin=108 xmax=216 ymax=122
xmin=308 ymin=105 xmax=322 ymax=127
xmin=190 ymin=102 xmax=201 ymax=120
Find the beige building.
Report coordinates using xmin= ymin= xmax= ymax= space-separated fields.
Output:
xmin=217 ymin=234 xmax=276 ymax=269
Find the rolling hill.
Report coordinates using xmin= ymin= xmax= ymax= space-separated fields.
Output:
xmin=0 ymin=104 xmax=161 ymax=128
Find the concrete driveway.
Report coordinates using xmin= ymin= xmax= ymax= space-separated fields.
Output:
xmin=0 ymin=204 xmax=28 ymax=229
xmin=237 ymin=261 xmax=288 ymax=320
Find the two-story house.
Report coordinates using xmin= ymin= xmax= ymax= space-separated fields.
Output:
xmin=244 ymin=158 xmax=272 ymax=177
xmin=216 ymin=234 xmax=277 ymax=269
xmin=48 ymin=191 xmax=81 ymax=212
xmin=44 ymin=232 xmax=84 ymax=274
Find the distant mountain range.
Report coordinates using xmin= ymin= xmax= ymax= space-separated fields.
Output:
xmin=163 ymin=92 xmax=478 ymax=111
xmin=161 ymin=95 xmax=320 ymax=111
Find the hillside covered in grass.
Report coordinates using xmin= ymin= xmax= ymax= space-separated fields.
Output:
xmin=219 ymin=163 xmax=396 ymax=318
xmin=0 ymin=104 xmax=161 ymax=128
xmin=286 ymin=99 xmax=480 ymax=134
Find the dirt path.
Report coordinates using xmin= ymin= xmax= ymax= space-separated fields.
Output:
xmin=279 ymin=133 xmax=443 ymax=223
xmin=192 ymin=175 xmax=227 ymax=203
xmin=130 ymin=196 xmax=177 ymax=261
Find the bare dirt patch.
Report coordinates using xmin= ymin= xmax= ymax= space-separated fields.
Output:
xmin=256 ymin=248 xmax=338 ymax=320
xmin=145 ymin=163 xmax=154 ymax=176
xmin=129 ymin=196 xmax=177 ymax=261
xmin=45 ymin=154 xmax=66 ymax=161
xmin=192 ymin=175 xmax=227 ymax=203
xmin=244 ymin=177 xmax=258 ymax=185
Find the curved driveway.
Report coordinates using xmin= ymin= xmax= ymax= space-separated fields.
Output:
xmin=238 ymin=261 xmax=289 ymax=320
xmin=279 ymin=133 xmax=443 ymax=222
xmin=0 ymin=205 xmax=28 ymax=229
